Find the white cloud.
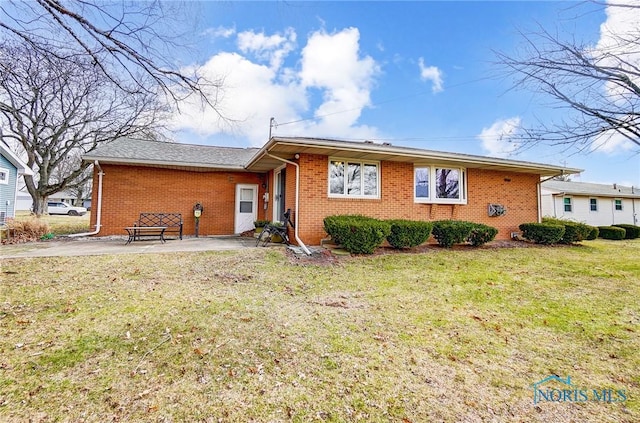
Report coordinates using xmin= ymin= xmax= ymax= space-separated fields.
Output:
xmin=237 ymin=28 xmax=296 ymax=69
xmin=298 ymin=27 xmax=380 ymax=136
xmin=478 ymin=117 xmax=522 ymax=157
xmin=589 ymin=130 xmax=636 ymax=154
xmin=171 ymin=26 xmax=381 ymax=145
xmin=202 ymin=25 xmax=236 ymax=39
xmin=418 ymin=58 xmax=443 ymax=93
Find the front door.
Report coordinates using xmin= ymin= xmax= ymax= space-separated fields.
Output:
xmin=234 ymin=184 xmax=258 ymax=234
xmin=273 ymin=167 xmax=286 ymax=222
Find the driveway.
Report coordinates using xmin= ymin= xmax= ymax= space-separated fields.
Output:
xmin=0 ymin=235 xmax=258 ymax=259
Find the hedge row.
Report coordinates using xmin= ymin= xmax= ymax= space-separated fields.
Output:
xmin=613 ymin=224 xmax=640 ymax=239
xmin=323 ymin=215 xmax=498 ymax=253
xmin=598 ymin=226 xmax=626 ymax=240
xmin=542 ymin=217 xmax=594 ymax=244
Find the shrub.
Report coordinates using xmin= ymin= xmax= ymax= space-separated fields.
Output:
xmin=431 ymin=220 xmax=475 ymax=248
xmin=519 ymin=222 xmax=565 ymax=244
xmin=467 ymin=223 xmax=498 ymax=247
xmin=598 ymin=226 xmax=626 ymax=240
xmin=612 ymin=224 xmax=640 ymax=239
xmin=586 ymin=226 xmax=599 ymax=241
xmin=386 ymin=220 xmax=433 ymax=249
xmin=542 ymin=217 xmax=592 ymax=244
xmin=323 ymin=215 xmax=391 ymax=254
xmin=3 ymin=217 xmax=50 ymax=244
xmin=253 ymin=220 xmax=270 ymax=228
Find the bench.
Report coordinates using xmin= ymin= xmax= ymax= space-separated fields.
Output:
xmin=134 ymin=213 xmax=183 ymax=240
xmin=124 ymin=226 xmax=167 ymax=245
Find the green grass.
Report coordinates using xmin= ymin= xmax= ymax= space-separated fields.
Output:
xmin=1 ymin=240 xmax=638 ymax=422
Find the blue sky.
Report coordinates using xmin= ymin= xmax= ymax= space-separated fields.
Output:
xmin=169 ymin=1 xmax=640 ymax=187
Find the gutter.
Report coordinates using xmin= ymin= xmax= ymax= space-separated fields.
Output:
xmin=68 ymin=161 xmax=104 ymax=237
xmin=265 ymin=153 xmax=311 ymax=255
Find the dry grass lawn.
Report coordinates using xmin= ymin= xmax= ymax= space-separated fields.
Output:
xmin=1 ymin=239 xmax=638 ymax=422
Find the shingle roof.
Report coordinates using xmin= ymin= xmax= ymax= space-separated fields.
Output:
xmin=542 ymin=180 xmax=640 ymax=198
xmin=83 ymin=137 xmax=259 ymax=170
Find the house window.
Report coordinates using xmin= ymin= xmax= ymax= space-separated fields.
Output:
xmin=0 ymin=167 xmax=9 ymax=185
xmin=329 ymin=159 xmax=379 ymax=198
xmin=615 ymin=199 xmax=623 ymax=211
xmin=414 ymin=166 xmax=466 ymax=204
xmin=563 ymin=197 xmax=572 ymax=212
xmin=590 ymin=198 xmax=598 ymax=212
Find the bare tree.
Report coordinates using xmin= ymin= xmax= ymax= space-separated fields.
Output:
xmin=0 ymin=0 xmax=222 ymax=106
xmin=0 ymin=40 xmax=167 ymax=215
xmin=496 ymin=2 xmax=640 ymax=152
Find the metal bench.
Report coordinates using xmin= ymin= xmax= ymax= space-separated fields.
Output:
xmin=134 ymin=212 xmax=183 ymax=240
xmin=124 ymin=226 xmax=167 ymax=245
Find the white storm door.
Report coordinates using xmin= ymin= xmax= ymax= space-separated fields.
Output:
xmin=235 ymin=184 xmax=258 ymax=234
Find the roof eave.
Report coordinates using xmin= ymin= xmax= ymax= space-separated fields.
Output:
xmin=245 ymin=137 xmax=583 ymax=176
xmin=82 ymin=156 xmax=247 ymax=171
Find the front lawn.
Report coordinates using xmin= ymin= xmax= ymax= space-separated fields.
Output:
xmin=1 ymin=240 xmax=638 ymax=421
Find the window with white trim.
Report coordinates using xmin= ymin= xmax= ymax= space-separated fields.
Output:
xmin=614 ymin=199 xmax=623 ymax=211
xmin=329 ymin=159 xmax=379 ymax=198
xmin=0 ymin=167 xmax=9 ymax=185
xmin=589 ymin=198 xmax=597 ymax=212
xmin=563 ymin=197 xmax=572 ymax=212
xmin=414 ymin=166 xmax=466 ymax=204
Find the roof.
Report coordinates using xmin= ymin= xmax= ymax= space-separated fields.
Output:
xmin=245 ymin=136 xmax=583 ymax=176
xmin=83 ymin=136 xmax=583 ymax=177
xmin=0 ymin=141 xmax=34 ymax=176
xmin=83 ymin=137 xmax=259 ymax=171
xmin=542 ymin=180 xmax=640 ymax=198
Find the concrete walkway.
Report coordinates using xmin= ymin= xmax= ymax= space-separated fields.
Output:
xmin=0 ymin=235 xmax=258 ymax=259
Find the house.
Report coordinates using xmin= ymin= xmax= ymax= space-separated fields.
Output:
xmin=541 ymin=180 xmax=639 ymax=226
xmin=0 ymin=141 xmax=34 ymax=222
xmin=16 ymin=188 xmax=92 ymax=211
xmin=83 ymin=136 xmax=581 ymax=245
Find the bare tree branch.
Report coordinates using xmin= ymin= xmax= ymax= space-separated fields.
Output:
xmin=496 ymin=3 xmax=640 ymax=153
xmin=0 ymin=40 xmax=168 ymax=215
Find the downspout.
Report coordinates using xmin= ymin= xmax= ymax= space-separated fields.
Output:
xmin=538 ymin=173 xmax=564 ymax=223
xmin=68 ymin=161 xmax=104 ymax=237
xmin=266 ymin=153 xmax=311 ymax=255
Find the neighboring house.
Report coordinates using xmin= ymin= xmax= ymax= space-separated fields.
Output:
xmin=541 ymin=180 xmax=640 ymax=226
xmin=83 ymin=137 xmax=581 ymax=245
xmin=16 ymin=188 xmax=91 ymax=211
xmin=0 ymin=141 xmax=34 ymax=222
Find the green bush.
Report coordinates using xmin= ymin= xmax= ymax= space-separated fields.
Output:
xmin=386 ymin=219 xmax=433 ymax=249
xmin=598 ymin=226 xmax=626 ymax=240
xmin=519 ymin=222 xmax=565 ymax=244
xmin=467 ymin=223 xmax=498 ymax=247
xmin=323 ymin=215 xmax=391 ymax=254
xmin=586 ymin=226 xmax=599 ymax=240
xmin=613 ymin=224 xmax=640 ymax=239
xmin=431 ymin=220 xmax=475 ymax=248
xmin=542 ymin=217 xmax=593 ymax=244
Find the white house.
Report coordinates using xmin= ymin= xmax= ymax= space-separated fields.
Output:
xmin=16 ymin=188 xmax=92 ymax=211
xmin=541 ymin=180 xmax=639 ymax=226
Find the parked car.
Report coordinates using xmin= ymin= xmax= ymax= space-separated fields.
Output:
xmin=47 ymin=202 xmax=87 ymax=216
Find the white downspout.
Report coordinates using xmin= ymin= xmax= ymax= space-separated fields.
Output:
xmin=266 ymin=153 xmax=311 ymax=255
xmin=68 ymin=161 xmax=104 ymax=237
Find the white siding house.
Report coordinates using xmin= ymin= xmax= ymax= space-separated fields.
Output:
xmin=541 ymin=180 xmax=639 ymax=226
xmin=0 ymin=141 xmax=34 ymax=222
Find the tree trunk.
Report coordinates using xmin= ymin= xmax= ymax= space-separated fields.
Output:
xmin=32 ymin=195 xmax=47 ymax=216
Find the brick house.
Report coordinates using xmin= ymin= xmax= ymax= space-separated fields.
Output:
xmin=83 ymin=136 xmax=580 ymax=245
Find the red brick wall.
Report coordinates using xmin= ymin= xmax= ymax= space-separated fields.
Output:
xmin=90 ymin=164 xmax=266 ymax=236
xmin=294 ymin=154 xmax=540 ymax=245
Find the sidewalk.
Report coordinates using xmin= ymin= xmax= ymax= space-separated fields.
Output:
xmin=0 ymin=235 xmax=258 ymax=259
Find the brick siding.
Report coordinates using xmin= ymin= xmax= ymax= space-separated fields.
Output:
xmin=91 ymin=164 xmax=266 ymax=236
xmin=92 ymin=155 xmax=541 ymax=244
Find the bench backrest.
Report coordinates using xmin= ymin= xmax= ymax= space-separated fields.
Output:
xmin=138 ymin=213 xmax=183 ymax=227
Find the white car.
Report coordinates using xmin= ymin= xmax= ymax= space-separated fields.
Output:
xmin=47 ymin=201 xmax=87 ymax=216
